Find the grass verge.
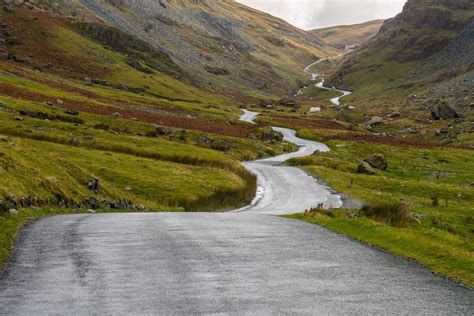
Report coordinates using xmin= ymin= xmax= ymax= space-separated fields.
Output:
xmin=286 ymin=136 xmax=473 ymax=287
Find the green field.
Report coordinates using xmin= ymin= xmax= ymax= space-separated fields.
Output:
xmin=286 ymin=130 xmax=474 ymax=286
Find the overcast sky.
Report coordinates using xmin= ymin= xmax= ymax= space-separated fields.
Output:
xmin=236 ymin=0 xmax=407 ymax=30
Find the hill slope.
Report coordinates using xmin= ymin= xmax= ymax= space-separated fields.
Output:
xmin=42 ymin=0 xmax=336 ymax=97
xmin=324 ymin=0 xmax=473 ymax=145
xmin=329 ymin=0 xmax=474 ymax=102
xmin=311 ymin=20 xmax=384 ymax=49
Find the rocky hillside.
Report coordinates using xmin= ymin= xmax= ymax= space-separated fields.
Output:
xmin=324 ymin=0 xmax=473 ymax=146
xmin=329 ymin=0 xmax=473 ymax=104
xmin=311 ymin=20 xmax=384 ymax=49
xmin=25 ymin=0 xmax=336 ymax=97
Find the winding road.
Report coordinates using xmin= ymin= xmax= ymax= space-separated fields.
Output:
xmin=303 ymin=56 xmax=352 ymax=106
xmin=0 ymin=64 xmax=473 ymax=314
xmin=236 ymin=110 xmax=342 ymax=214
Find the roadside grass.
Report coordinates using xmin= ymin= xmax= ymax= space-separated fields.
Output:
xmin=0 ymin=136 xmax=249 ymax=210
xmin=286 ymin=136 xmax=474 ymax=287
xmin=301 ymin=83 xmax=342 ymax=103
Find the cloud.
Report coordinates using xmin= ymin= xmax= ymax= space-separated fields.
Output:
xmin=236 ymin=0 xmax=407 ymax=30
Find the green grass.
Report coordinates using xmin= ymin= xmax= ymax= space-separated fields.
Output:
xmin=286 ymin=136 xmax=474 ymax=287
xmin=301 ymin=83 xmax=342 ymax=103
xmin=0 ymin=136 xmax=248 ymax=210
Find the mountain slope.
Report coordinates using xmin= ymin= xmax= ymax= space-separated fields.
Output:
xmin=311 ymin=20 xmax=384 ymax=49
xmin=324 ymin=0 xmax=474 ymax=145
xmin=329 ymin=0 xmax=474 ymax=105
xmin=43 ymin=0 xmax=337 ymax=97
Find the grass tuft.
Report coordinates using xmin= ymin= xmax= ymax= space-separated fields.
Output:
xmin=362 ymin=201 xmax=411 ymax=227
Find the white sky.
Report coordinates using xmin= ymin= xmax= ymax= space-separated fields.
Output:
xmin=236 ymin=0 xmax=407 ymax=30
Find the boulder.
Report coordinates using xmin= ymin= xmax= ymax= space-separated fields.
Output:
xmin=111 ymin=112 xmax=122 ymax=119
xmin=8 ymin=208 xmax=18 ymax=215
xmin=366 ymin=116 xmax=384 ymax=127
xmin=388 ymin=111 xmax=401 ymax=118
xmin=211 ymin=140 xmax=234 ymax=152
xmin=430 ymin=101 xmax=460 ymax=120
xmin=439 ymin=138 xmax=452 ymax=145
xmin=155 ymin=127 xmax=174 ymax=137
xmin=364 ymin=154 xmax=388 ymax=171
xmin=65 ymin=110 xmax=79 ymax=116
xmin=87 ymin=177 xmax=99 ymax=194
xmin=91 ymin=78 xmax=107 ymax=85
xmin=83 ymin=197 xmax=100 ymax=209
xmin=357 ymin=162 xmax=376 ymax=175
xmin=261 ymin=129 xmax=284 ymax=142
xmin=197 ymin=135 xmax=213 ymax=145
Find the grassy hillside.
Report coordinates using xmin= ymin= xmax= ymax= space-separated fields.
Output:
xmin=311 ymin=20 xmax=384 ymax=49
xmin=0 ymin=6 xmax=304 ymax=214
xmin=36 ymin=0 xmax=338 ymax=97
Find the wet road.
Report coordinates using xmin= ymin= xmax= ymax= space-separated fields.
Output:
xmin=0 ymin=78 xmax=473 ymax=315
xmin=236 ymin=114 xmax=342 ymax=214
xmin=0 ymin=213 xmax=472 ymax=314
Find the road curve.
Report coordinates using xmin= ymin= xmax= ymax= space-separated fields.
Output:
xmin=303 ymin=56 xmax=352 ymax=106
xmin=1 ymin=75 xmax=473 ymax=315
xmin=236 ymin=110 xmax=342 ymax=214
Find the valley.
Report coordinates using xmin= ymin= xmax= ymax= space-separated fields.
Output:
xmin=0 ymin=0 xmax=473 ymax=312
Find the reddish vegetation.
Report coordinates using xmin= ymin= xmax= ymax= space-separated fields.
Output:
xmin=0 ymin=63 xmax=196 ymax=116
xmin=0 ymin=83 xmax=256 ymax=138
xmin=316 ymin=132 xmax=473 ymax=150
xmin=4 ymin=10 xmax=109 ymax=78
xmin=273 ymin=117 xmax=348 ymax=131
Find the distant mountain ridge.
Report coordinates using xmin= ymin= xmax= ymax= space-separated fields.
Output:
xmin=310 ymin=20 xmax=384 ymax=49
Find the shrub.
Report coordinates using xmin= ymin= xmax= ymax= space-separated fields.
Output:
xmin=362 ymin=201 xmax=411 ymax=227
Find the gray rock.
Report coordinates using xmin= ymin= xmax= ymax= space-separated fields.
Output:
xmin=87 ymin=177 xmax=99 ymax=194
xmin=197 ymin=135 xmax=213 ymax=145
xmin=440 ymin=138 xmax=452 ymax=145
xmin=111 ymin=112 xmax=122 ymax=119
xmin=357 ymin=161 xmax=376 ymax=175
xmin=364 ymin=154 xmax=388 ymax=171
xmin=388 ymin=111 xmax=401 ymax=118
xmin=91 ymin=78 xmax=107 ymax=85
xmin=8 ymin=208 xmax=18 ymax=215
xmin=211 ymin=140 xmax=234 ymax=152
xmin=430 ymin=101 xmax=460 ymax=120
xmin=261 ymin=129 xmax=284 ymax=142
xmin=366 ymin=116 xmax=384 ymax=127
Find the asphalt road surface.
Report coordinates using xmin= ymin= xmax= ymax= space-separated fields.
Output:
xmin=0 ymin=213 xmax=472 ymax=314
xmin=236 ymin=116 xmax=343 ymax=214
xmin=0 ymin=96 xmax=472 ymax=315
